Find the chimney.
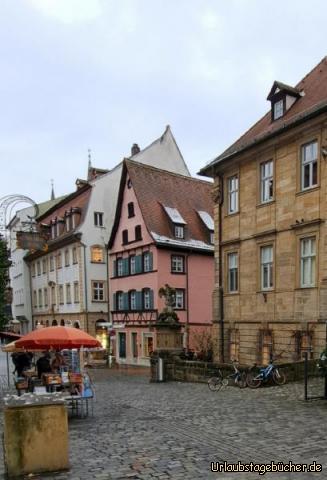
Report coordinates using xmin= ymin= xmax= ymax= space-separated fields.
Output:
xmin=131 ymin=143 xmax=140 ymax=156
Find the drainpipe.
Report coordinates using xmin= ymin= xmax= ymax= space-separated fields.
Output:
xmin=217 ymin=173 xmax=225 ymax=363
xmin=28 ymin=262 xmax=34 ymax=331
xmin=185 ymin=253 xmax=190 ymax=350
xmin=81 ymin=242 xmax=89 ymax=333
xmin=106 ymin=243 xmax=110 ymax=325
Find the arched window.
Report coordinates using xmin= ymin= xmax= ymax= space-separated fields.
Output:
xmin=52 ymin=319 xmax=58 ymax=326
xmin=91 ymin=245 xmax=104 ymax=263
xmin=74 ymin=321 xmax=80 ymax=329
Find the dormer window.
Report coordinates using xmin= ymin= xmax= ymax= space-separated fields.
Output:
xmin=162 ymin=205 xmax=187 ymax=240
xmin=197 ymin=210 xmax=214 ymax=245
xmin=175 ymin=225 xmax=184 ymax=239
xmin=273 ymin=99 xmax=284 ymax=120
xmin=267 ymin=81 xmax=301 ymax=122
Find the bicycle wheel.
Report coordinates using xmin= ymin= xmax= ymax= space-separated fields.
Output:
xmin=208 ymin=377 xmax=223 ymax=391
xmin=273 ymin=368 xmax=286 ymax=385
xmin=246 ymin=371 xmax=262 ymax=389
xmin=236 ymin=372 xmax=247 ymax=388
xmin=221 ymin=377 xmax=229 ymax=387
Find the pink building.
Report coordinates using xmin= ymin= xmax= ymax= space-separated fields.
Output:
xmin=108 ymin=160 xmax=214 ymax=366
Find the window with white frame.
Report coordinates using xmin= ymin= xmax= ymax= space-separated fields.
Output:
xmin=273 ymin=99 xmax=283 ymax=120
xmin=51 ymin=224 xmax=56 ymax=239
xmin=38 ymin=289 xmax=42 ymax=307
xmin=116 ymin=291 xmax=124 ymax=311
xmin=130 ymin=256 xmax=136 ymax=275
xmin=74 ymin=282 xmax=79 ymax=303
xmin=174 ymin=225 xmax=184 ymax=239
xmin=171 ymin=255 xmax=184 ymax=273
xmin=143 ymin=289 xmax=151 ymax=309
xmin=65 ymin=215 xmax=70 ymax=232
xmin=33 ymin=290 xmax=37 ymax=307
xmin=260 ymin=160 xmax=274 ymax=203
xmin=117 ymin=258 xmax=123 ymax=277
xmin=32 ymin=263 xmax=36 ymax=277
xmin=51 ymin=286 xmax=56 ymax=306
xmin=94 ymin=212 xmax=104 ymax=227
xmin=130 ymin=290 xmax=137 ymax=310
xmin=143 ymin=252 xmax=151 ymax=272
xmin=301 ymin=141 xmax=318 ymax=190
xmin=42 ymin=259 xmax=47 ymax=274
xmin=174 ymin=289 xmax=184 ymax=309
xmin=228 ymin=175 xmax=239 ymax=214
xmin=300 ymin=237 xmax=316 ymax=287
xmin=228 ymin=252 xmax=238 ymax=292
xmin=56 ymin=252 xmax=62 ymax=269
xmin=37 ymin=261 xmax=41 ymax=276
xmin=92 ymin=281 xmax=105 ymax=301
xmin=65 ymin=249 xmax=70 ymax=266
xmin=261 ymin=245 xmax=273 ymax=290
xmin=43 ymin=288 xmax=48 ymax=306
xmin=49 ymin=256 xmax=54 ymax=271
xmin=72 ymin=247 xmax=78 ymax=264
xmin=58 ymin=285 xmax=64 ymax=304
xmin=56 ymin=222 xmax=61 ymax=237
xmin=66 ymin=283 xmax=71 ymax=303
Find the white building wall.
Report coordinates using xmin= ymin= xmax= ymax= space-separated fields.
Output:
xmin=8 ymin=205 xmax=35 ymax=333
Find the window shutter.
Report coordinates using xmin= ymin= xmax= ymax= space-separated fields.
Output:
xmin=113 ymin=293 xmax=116 ymax=310
xmin=123 ymin=292 xmax=129 ymax=310
xmin=149 ymin=289 xmax=154 ymax=309
xmin=136 ymin=291 xmax=142 ymax=310
xmin=123 ymin=258 xmax=129 ymax=276
xmin=149 ymin=252 xmax=153 ymax=271
xmin=113 ymin=260 xmax=116 ymax=278
xmin=135 ymin=255 xmax=142 ymax=274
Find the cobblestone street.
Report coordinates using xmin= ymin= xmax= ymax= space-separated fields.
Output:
xmin=1 ymin=368 xmax=327 ymax=480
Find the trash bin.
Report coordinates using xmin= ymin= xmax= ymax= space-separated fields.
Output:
xmin=4 ymin=399 xmax=69 ymax=477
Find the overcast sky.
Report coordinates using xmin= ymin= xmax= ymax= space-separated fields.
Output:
xmin=1 ymin=0 xmax=326 ymax=206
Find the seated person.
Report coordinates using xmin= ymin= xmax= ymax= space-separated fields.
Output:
xmin=36 ymin=353 xmax=52 ymax=379
xmin=51 ymin=351 xmax=66 ymax=373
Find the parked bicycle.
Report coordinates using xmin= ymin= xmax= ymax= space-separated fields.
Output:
xmin=207 ymin=361 xmax=247 ymax=391
xmin=207 ymin=368 xmax=224 ymax=391
xmin=222 ymin=360 xmax=247 ymax=388
xmin=246 ymin=357 xmax=286 ymax=388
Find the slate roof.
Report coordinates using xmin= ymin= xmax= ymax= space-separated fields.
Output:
xmin=200 ymin=56 xmax=327 ymax=175
xmin=109 ymin=160 xmax=214 ymax=252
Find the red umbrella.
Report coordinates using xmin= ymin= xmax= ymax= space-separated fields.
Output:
xmin=15 ymin=326 xmax=101 ymax=350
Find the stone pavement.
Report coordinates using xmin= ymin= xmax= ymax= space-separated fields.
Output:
xmin=1 ymin=368 xmax=327 ymax=480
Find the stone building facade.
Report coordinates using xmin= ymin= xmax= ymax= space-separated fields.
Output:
xmin=200 ymin=57 xmax=327 ymax=365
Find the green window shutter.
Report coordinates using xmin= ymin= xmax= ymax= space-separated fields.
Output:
xmin=123 ymin=292 xmax=129 ymax=310
xmin=123 ymin=258 xmax=129 ymax=276
xmin=135 ymin=255 xmax=142 ymax=274
xmin=136 ymin=291 xmax=143 ymax=310
xmin=149 ymin=252 xmax=153 ymax=271
xmin=113 ymin=293 xmax=116 ymax=310
xmin=149 ymin=289 xmax=154 ymax=309
xmin=113 ymin=260 xmax=116 ymax=278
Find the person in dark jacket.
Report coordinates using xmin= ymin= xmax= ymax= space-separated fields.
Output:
xmin=36 ymin=353 xmax=52 ymax=378
xmin=11 ymin=352 xmax=32 ymax=377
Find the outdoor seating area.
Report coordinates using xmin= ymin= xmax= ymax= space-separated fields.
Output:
xmin=1 ymin=326 xmax=100 ymax=418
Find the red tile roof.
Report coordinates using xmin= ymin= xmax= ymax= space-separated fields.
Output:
xmin=109 ymin=160 xmax=214 ymax=250
xmin=200 ymin=56 xmax=327 ymax=175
